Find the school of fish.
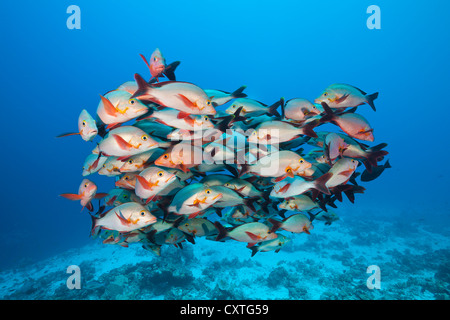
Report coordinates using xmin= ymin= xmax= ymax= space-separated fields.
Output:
xmin=58 ymin=48 xmax=390 ymax=257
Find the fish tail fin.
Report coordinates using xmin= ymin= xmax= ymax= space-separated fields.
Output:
xmin=214 ymin=221 xmax=228 ymax=241
xmin=326 ymin=195 xmax=338 ymax=208
xmin=157 ymin=202 xmax=170 ymax=223
xmin=366 ymin=92 xmax=379 ymax=111
xmin=300 ymin=119 xmax=319 ymax=138
xmin=267 ymin=97 xmax=284 ymax=118
xmin=97 ymin=124 xmax=107 ymax=138
xmin=130 ymin=73 xmax=151 ymax=99
xmin=317 ymin=198 xmax=329 ymax=212
xmin=268 ymin=218 xmax=283 ymax=233
xmin=164 ymin=61 xmax=181 ymax=81
xmin=172 ymin=216 xmax=186 ymax=228
xmin=368 ymin=142 xmax=388 ymax=152
xmin=366 ymin=150 xmax=389 ymax=171
xmin=231 ymin=85 xmax=247 ymax=99
xmin=238 ymin=164 xmax=250 ymax=177
xmin=146 ymin=230 xmax=157 ymax=243
xmin=185 ymin=233 xmax=196 ymax=245
xmin=278 ymin=209 xmax=287 ymax=219
xmin=89 ymin=214 xmax=99 ymax=237
xmin=249 ymin=245 xmax=259 ymax=257
xmin=384 ymin=159 xmax=392 ymax=169
xmin=363 ymin=143 xmax=388 ymax=173
xmin=230 ymin=105 xmax=247 ymax=122
xmin=216 ymin=114 xmax=235 ymax=132
xmin=214 ymin=207 xmax=223 ymax=217
xmin=320 ymin=102 xmax=336 ymax=123
xmin=344 ymin=185 xmax=366 ymax=203
xmin=313 ymin=172 xmax=332 ymax=195
xmin=243 ymin=197 xmax=258 ymax=212
xmin=224 ymin=164 xmax=239 ymax=178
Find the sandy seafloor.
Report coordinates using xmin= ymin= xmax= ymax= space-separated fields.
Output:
xmin=1 ymin=206 xmax=449 ymax=300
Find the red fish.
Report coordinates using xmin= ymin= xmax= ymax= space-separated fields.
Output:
xmin=139 ymin=48 xmax=180 ymax=82
xmin=60 ymin=179 xmax=107 ymax=212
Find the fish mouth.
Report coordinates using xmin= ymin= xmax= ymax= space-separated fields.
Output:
xmin=147 ymin=216 xmax=157 ymax=224
xmin=135 ymin=108 xmax=148 ymax=113
xmin=87 ymin=129 xmax=98 ymax=136
xmin=211 ymin=193 xmax=222 ymax=201
xmin=165 ymin=174 xmax=176 ymax=183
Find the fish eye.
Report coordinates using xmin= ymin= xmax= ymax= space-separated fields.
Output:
xmin=129 ymin=99 xmax=136 ymax=105
xmin=207 ymin=101 xmax=211 ymax=106
xmin=84 ymin=184 xmax=88 ymax=188
xmin=185 ymin=223 xmax=189 ymax=227
xmin=205 ymin=189 xmax=211 ymax=194
xmin=163 ymin=154 xmax=169 ymax=159
xmin=124 ymin=176 xmax=129 ymax=180
xmin=123 ymin=195 xmax=128 ymax=199
xmin=82 ymin=121 xmax=86 ymax=127
xmin=204 ymin=116 xmax=209 ymax=121
xmin=153 ymin=57 xmax=157 ymax=62
xmin=323 ymin=92 xmax=328 ymax=97
xmin=286 ymin=168 xmax=291 ymax=173
xmin=157 ymin=171 xmax=164 ymax=177
xmin=141 ymin=135 xmax=148 ymax=141
xmin=140 ymin=210 xmax=146 ymax=216
xmin=102 ymin=164 xmax=106 ymax=168
xmin=225 ymin=183 xmax=230 ymax=187
xmin=299 ymin=159 xmax=304 ymax=163
xmin=251 ymin=131 xmax=256 ymax=136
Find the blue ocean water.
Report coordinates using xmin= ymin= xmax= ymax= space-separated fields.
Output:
xmin=0 ymin=0 xmax=449 ymax=300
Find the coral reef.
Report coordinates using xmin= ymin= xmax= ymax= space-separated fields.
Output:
xmin=1 ymin=216 xmax=449 ymax=300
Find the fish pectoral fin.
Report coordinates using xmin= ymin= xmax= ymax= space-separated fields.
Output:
xmin=277 ymin=183 xmax=291 ymax=194
xmin=139 ymin=53 xmax=152 ymax=72
xmin=145 ymin=194 xmax=157 ymax=204
xmin=56 ymin=132 xmax=80 ymax=138
xmin=178 ymin=163 xmax=189 ymax=173
xmin=246 ymin=242 xmax=257 ymax=248
xmin=338 ymin=169 xmax=354 ymax=177
xmin=136 ymin=175 xmax=154 ymax=190
xmin=60 ymin=193 xmax=83 ymax=200
xmin=115 ymin=210 xmax=130 ymax=226
xmin=112 ymin=134 xmax=134 ymax=150
xmin=188 ymin=211 xmax=201 ymax=219
xmin=177 ymin=111 xmax=191 ymax=119
xmin=93 ymin=193 xmax=109 ymax=199
xmin=177 ymin=94 xmax=198 ymax=110
xmin=274 ymin=174 xmax=288 ymax=183
xmin=334 ymin=93 xmax=350 ymax=104
xmin=106 ymin=123 xmax=121 ymax=130
xmin=100 ymin=95 xmax=119 ymax=116
xmin=245 ymin=231 xmax=261 ymax=241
